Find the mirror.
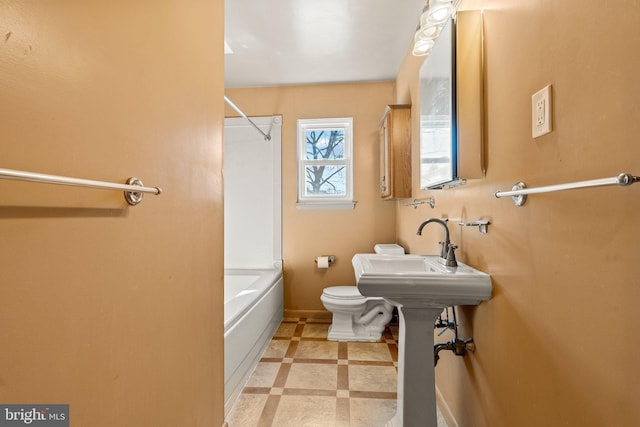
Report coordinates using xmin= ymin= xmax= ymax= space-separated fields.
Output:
xmin=419 ymin=11 xmax=485 ymax=190
xmin=419 ymin=16 xmax=457 ymax=189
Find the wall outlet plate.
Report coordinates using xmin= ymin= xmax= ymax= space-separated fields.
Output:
xmin=532 ymin=84 xmax=552 ymax=138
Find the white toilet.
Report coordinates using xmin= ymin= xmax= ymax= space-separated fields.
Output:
xmin=320 ymin=244 xmax=404 ymax=342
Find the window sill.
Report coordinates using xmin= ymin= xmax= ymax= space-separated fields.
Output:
xmin=296 ymin=201 xmax=357 ymax=211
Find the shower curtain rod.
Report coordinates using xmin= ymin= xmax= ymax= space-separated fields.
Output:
xmin=224 ymin=96 xmax=272 ymax=141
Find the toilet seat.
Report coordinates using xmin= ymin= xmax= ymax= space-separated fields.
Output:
xmin=322 ymin=286 xmax=366 ymax=302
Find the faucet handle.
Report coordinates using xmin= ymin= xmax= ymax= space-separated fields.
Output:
xmin=438 ymin=241 xmax=448 ymax=259
xmin=445 ymin=244 xmax=458 ymax=267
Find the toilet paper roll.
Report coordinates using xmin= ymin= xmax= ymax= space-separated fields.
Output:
xmin=316 ymin=256 xmax=330 ymax=269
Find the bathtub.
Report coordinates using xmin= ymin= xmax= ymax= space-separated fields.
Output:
xmin=224 ymin=268 xmax=283 ymax=413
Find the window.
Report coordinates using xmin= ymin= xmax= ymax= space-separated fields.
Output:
xmin=297 ymin=118 xmax=355 ymax=210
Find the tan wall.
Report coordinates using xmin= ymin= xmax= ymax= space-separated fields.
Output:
xmin=225 ymin=83 xmax=397 ymax=313
xmin=0 ymin=1 xmax=225 ymax=426
xmin=396 ymin=0 xmax=640 ymax=425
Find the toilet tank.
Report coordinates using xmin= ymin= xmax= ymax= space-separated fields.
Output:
xmin=374 ymin=244 xmax=405 ymax=254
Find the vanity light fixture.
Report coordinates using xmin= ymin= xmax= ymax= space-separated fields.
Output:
xmin=412 ymin=0 xmax=457 ymax=57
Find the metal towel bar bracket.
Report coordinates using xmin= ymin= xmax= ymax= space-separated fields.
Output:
xmin=404 ymin=198 xmax=436 ymax=209
xmin=495 ymin=172 xmax=638 ymax=206
xmin=459 ymin=220 xmax=490 ymax=234
xmin=0 ymin=167 xmax=162 ymax=206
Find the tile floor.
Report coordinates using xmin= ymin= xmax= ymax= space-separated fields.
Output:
xmin=224 ymin=316 xmax=449 ymax=427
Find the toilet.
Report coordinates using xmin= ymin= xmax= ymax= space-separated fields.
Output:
xmin=320 ymin=244 xmax=404 ymax=342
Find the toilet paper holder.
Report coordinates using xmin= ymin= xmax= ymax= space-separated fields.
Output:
xmin=315 ymin=255 xmax=336 ymax=266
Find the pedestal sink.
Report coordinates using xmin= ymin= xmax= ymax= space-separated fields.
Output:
xmin=352 ymin=253 xmax=492 ymax=427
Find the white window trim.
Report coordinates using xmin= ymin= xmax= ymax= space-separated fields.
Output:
xmin=296 ymin=117 xmax=356 ymax=210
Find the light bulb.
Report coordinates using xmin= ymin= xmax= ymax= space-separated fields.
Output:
xmin=416 ymin=18 xmax=441 ymax=41
xmin=412 ymin=33 xmax=435 ymax=56
xmin=427 ymin=0 xmax=454 ymax=25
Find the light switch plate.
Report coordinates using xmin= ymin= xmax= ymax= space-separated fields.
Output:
xmin=532 ymin=84 xmax=552 ymax=138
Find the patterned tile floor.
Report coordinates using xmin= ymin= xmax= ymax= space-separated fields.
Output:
xmin=225 ymin=316 xmax=449 ymax=427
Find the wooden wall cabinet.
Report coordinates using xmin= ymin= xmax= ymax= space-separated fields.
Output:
xmin=379 ymin=105 xmax=411 ymax=200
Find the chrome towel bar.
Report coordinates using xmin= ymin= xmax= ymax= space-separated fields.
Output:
xmin=0 ymin=167 xmax=162 ymax=206
xmin=495 ymin=173 xmax=638 ymax=206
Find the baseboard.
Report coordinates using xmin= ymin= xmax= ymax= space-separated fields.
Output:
xmin=435 ymin=385 xmax=459 ymax=427
xmin=283 ymin=309 xmax=332 ymax=321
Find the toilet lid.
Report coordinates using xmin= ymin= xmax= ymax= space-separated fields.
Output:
xmin=322 ymin=286 xmax=366 ymax=301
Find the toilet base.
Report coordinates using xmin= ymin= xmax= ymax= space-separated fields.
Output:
xmin=326 ymin=320 xmax=385 ymax=342
xmin=327 ymin=327 xmax=383 ymax=342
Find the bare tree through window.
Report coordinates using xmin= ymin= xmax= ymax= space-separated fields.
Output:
xmin=305 ymin=129 xmax=345 ymax=195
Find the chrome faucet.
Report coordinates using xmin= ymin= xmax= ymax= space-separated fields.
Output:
xmin=416 ymin=218 xmax=458 ymax=267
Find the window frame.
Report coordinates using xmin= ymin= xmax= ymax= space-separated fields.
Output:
xmin=296 ymin=117 xmax=355 ymax=210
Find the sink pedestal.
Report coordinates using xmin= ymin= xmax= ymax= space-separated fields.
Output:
xmin=387 ymin=306 xmax=444 ymax=427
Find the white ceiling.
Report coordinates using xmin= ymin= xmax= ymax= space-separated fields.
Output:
xmin=224 ymin=0 xmax=427 ymax=88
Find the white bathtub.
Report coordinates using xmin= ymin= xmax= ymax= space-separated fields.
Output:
xmin=224 ymin=268 xmax=283 ymax=413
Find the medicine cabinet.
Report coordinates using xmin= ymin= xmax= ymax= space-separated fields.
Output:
xmin=420 ymin=10 xmax=484 ymax=189
xmin=379 ymin=104 xmax=411 ymax=200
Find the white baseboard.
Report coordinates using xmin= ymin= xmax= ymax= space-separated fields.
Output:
xmin=283 ymin=309 xmax=332 ymax=320
xmin=436 ymin=385 xmax=459 ymax=427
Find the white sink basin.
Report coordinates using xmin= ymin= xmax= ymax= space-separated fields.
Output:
xmin=352 ymin=253 xmax=492 ymax=308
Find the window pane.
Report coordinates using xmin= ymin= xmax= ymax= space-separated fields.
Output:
xmin=305 ymin=165 xmax=346 ymax=196
xmin=305 ymin=130 xmax=345 ymax=160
